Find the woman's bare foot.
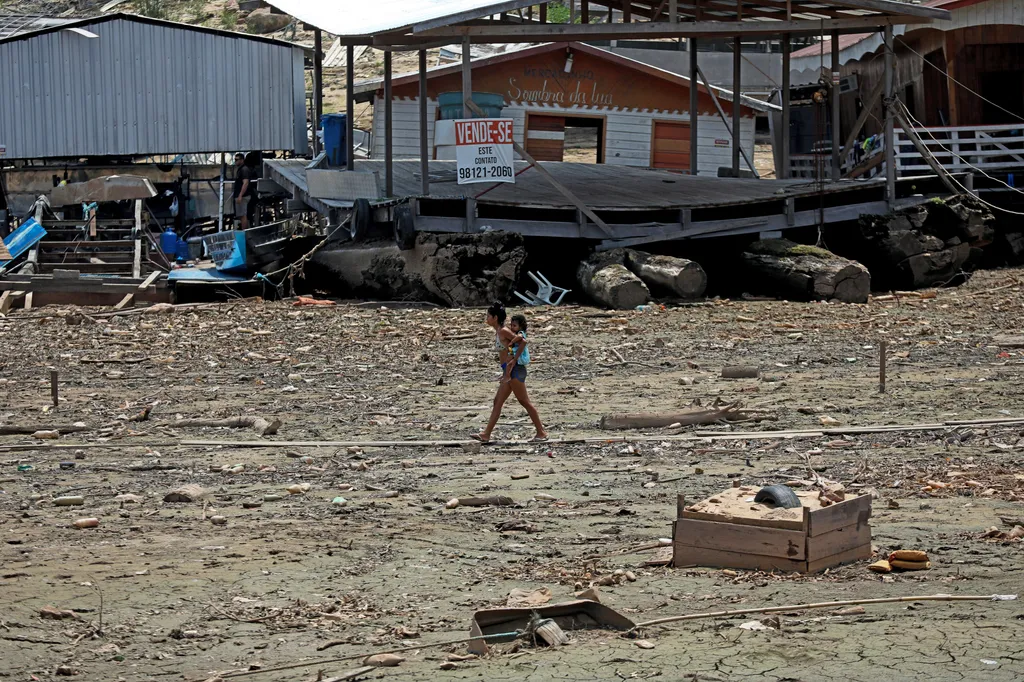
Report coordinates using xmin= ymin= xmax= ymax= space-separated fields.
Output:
xmin=470 ymin=432 xmax=491 ymax=443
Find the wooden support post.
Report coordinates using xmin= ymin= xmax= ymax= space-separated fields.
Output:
xmin=571 ymin=0 xmax=576 ymax=23
xmin=528 ymin=5 xmax=533 ymax=21
xmin=465 ymin=198 xmax=476 ymax=233
xmin=384 ymin=50 xmax=394 ymax=197
xmin=313 ymin=28 xmax=323 ymax=156
xmin=132 ymin=238 xmax=141 ymax=278
xmin=670 ymin=0 xmax=678 ymax=23
xmin=346 ymin=44 xmax=355 ymax=170
xmin=732 ymin=36 xmax=741 ymax=176
xmin=23 ymin=292 xmax=32 ymax=310
xmin=944 ymin=32 xmax=959 ymax=126
xmin=540 ymin=2 xmax=547 ymax=23
xmin=884 ymin=24 xmax=895 ymax=207
xmin=689 ymin=37 xmax=699 ymax=175
xmin=878 ymin=340 xmax=887 ymax=393
xmin=50 ymin=369 xmax=58 ymax=407
xmin=781 ymin=33 xmax=791 ymax=179
xmin=462 ymin=36 xmax=473 ymax=119
xmin=623 ymin=0 xmax=631 ymax=22
xmin=418 ymin=49 xmax=430 ymax=195
xmin=582 ymin=0 xmax=590 ymax=23
xmin=830 ymin=29 xmax=841 ymax=182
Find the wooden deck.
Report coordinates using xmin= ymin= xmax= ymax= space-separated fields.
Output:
xmin=264 ymin=159 xmax=948 ymax=248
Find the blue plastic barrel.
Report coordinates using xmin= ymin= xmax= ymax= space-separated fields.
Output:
xmin=160 ymin=227 xmax=178 ymax=255
xmin=437 ymin=92 xmax=505 ymax=120
xmin=320 ymin=113 xmax=347 ymax=167
xmin=175 ymin=237 xmax=190 ymax=262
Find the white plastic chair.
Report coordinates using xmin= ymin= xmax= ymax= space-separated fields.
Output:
xmin=514 ymin=271 xmax=570 ymax=306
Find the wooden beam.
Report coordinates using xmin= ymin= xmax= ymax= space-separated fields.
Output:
xmin=23 ymin=292 xmax=33 ymax=311
xmin=944 ymin=32 xmax=959 ymax=126
xmin=139 ymin=270 xmax=161 ymax=290
xmin=689 ymin=36 xmax=699 ymax=175
xmin=313 ymin=28 xmax=323 ymax=156
xmin=384 ymin=50 xmax=394 ymax=196
xmin=840 ymin=76 xmax=884 ymax=164
xmin=781 ymin=32 xmax=790 ymax=178
xmin=883 ymin=24 xmax=895 ymax=206
xmin=732 ymin=35 xmax=741 ymax=175
xmin=463 ymin=99 xmax=615 ymax=238
xmin=583 ymin=0 xmax=590 ymax=23
xmin=132 ymin=238 xmax=142 ymax=278
xmin=831 ymin=29 xmax=841 ymax=181
xmin=410 ymin=15 xmax=926 ymax=41
xmin=461 ymin=35 xmax=472 ymax=118
xmin=419 ymin=49 xmax=430 ymax=195
xmin=346 ymin=44 xmax=356 ymax=170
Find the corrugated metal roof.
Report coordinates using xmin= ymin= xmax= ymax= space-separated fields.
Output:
xmin=0 ymin=15 xmax=307 ymax=158
xmin=265 ymin=0 xmax=537 ymax=37
xmin=0 ymin=14 xmax=75 ymax=40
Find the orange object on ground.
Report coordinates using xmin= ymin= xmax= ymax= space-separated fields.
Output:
xmin=293 ymin=296 xmax=336 ymax=306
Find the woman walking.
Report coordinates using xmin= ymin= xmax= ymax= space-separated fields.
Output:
xmin=472 ymin=302 xmax=547 ymax=443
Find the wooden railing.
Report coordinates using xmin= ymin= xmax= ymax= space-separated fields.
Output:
xmin=894 ymin=123 xmax=1024 ymax=175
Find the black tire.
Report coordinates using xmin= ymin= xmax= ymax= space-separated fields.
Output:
xmin=393 ymin=204 xmax=416 ymax=250
xmin=753 ymin=484 xmax=802 ymax=509
xmin=350 ymin=198 xmax=372 ymax=242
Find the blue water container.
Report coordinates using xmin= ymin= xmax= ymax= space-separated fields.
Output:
xmin=175 ymin=237 xmax=190 ymax=262
xmin=320 ymin=113 xmax=347 ymax=167
xmin=160 ymin=227 xmax=178 ymax=255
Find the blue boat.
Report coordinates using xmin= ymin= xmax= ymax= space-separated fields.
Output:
xmin=199 ymin=220 xmax=292 ymax=275
xmin=0 ymin=218 xmax=47 ymax=271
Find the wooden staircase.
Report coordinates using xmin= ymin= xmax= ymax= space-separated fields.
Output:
xmin=31 ymin=220 xmax=144 ymax=277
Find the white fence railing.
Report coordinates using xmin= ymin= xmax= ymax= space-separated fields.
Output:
xmin=894 ymin=123 xmax=1024 ymax=175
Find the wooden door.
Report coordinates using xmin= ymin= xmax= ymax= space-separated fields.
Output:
xmin=651 ymin=121 xmax=691 ymax=171
xmin=526 ymin=115 xmax=565 ymax=162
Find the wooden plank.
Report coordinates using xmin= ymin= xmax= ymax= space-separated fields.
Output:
xmin=132 ymin=238 xmax=142 ymax=279
xmin=23 ymin=292 xmax=33 ymax=311
xmin=806 ymin=522 xmax=872 ymax=562
xmin=113 ymin=293 xmax=134 ymax=310
xmin=805 ymin=542 xmax=873 ymax=573
xmin=807 ymin=494 xmax=872 ymax=537
xmin=138 ymin=271 xmax=161 ymax=290
xmin=674 ymin=517 xmax=807 ymax=560
xmin=673 ymin=543 xmax=807 ymax=573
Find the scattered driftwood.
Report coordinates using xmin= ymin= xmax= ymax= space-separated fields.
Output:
xmin=721 ymin=365 xmax=759 ymax=379
xmin=446 ymin=495 xmax=515 ymax=508
xmin=600 ymin=401 xmax=766 ymax=430
xmin=171 ymin=416 xmax=281 ymax=436
xmin=624 ymin=250 xmax=707 ymax=299
xmin=0 ymin=423 xmax=90 ymax=435
xmin=740 ymin=239 xmax=870 ymax=303
xmin=163 ymin=484 xmax=209 ymax=503
xmin=577 ymin=256 xmax=649 ymax=310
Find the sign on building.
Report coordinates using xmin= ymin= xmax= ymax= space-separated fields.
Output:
xmin=454 ymin=118 xmax=515 ymax=185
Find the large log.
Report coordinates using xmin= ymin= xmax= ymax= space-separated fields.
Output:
xmin=577 ymin=258 xmax=649 ymax=309
xmin=624 ymin=250 xmax=707 ymax=299
xmin=310 ymin=232 xmax=526 ymax=307
xmin=740 ymin=239 xmax=870 ymax=303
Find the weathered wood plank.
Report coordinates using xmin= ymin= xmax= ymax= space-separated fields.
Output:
xmin=806 ymin=522 xmax=872 ymax=562
xmin=674 ymin=518 xmax=807 ymax=560
xmin=807 ymin=495 xmax=872 ymax=537
xmin=114 ymin=293 xmax=134 ymax=310
xmin=805 ymin=543 xmax=873 ymax=573
xmin=673 ymin=543 xmax=806 ymax=572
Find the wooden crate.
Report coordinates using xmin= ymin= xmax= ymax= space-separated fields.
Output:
xmin=673 ymin=487 xmax=872 ymax=573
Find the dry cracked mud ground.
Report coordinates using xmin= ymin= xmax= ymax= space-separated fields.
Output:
xmin=1 ymin=268 xmax=1023 ymax=681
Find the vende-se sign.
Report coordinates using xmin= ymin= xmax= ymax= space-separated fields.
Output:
xmin=454 ymin=118 xmax=515 ymax=185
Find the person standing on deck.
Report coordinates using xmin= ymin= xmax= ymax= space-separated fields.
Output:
xmin=232 ymin=152 xmax=252 ymax=229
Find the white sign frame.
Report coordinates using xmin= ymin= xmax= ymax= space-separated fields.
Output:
xmin=454 ymin=118 xmax=515 ymax=185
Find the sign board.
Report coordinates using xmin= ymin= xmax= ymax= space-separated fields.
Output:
xmin=714 ymin=138 xmax=729 ymax=147
xmin=454 ymin=118 xmax=515 ymax=185
xmin=0 ymin=144 xmax=6 ymax=157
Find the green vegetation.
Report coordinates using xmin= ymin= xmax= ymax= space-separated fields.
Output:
xmin=750 ymin=239 xmax=834 ymax=259
xmin=134 ymin=0 xmax=168 ymax=20
xmin=546 ymin=2 xmax=577 ymax=24
xmin=220 ymin=7 xmax=238 ymax=29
